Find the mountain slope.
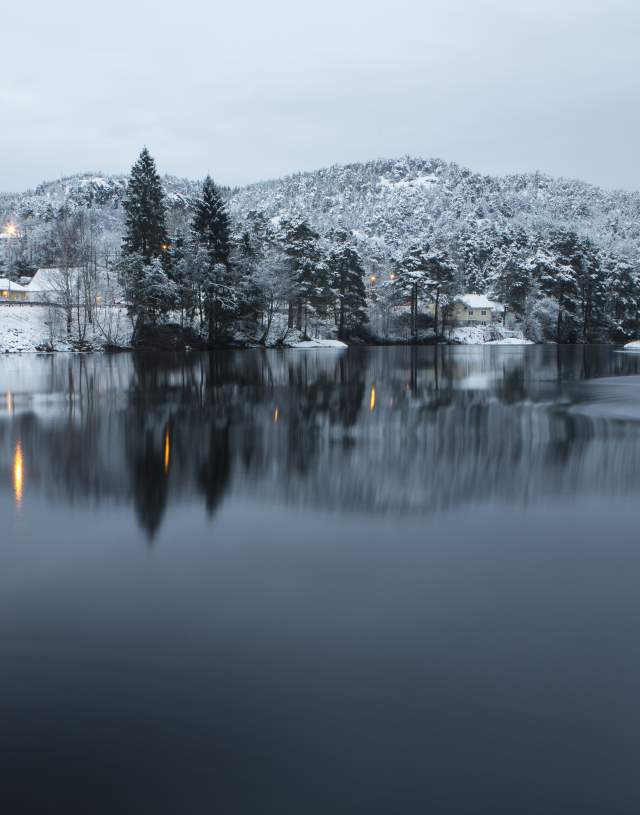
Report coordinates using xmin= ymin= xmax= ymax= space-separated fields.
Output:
xmin=2 ymin=157 xmax=640 ymax=271
xmin=227 ymin=157 xmax=640 ymax=258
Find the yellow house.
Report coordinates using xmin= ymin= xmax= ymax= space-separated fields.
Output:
xmin=454 ymin=294 xmax=503 ymax=325
xmin=0 ymin=279 xmax=28 ymax=302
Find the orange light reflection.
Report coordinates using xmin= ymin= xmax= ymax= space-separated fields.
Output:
xmin=164 ymin=429 xmax=171 ymax=474
xmin=13 ymin=442 xmax=24 ymax=507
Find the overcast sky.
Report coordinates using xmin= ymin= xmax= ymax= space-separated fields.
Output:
xmin=1 ymin=0 xmax=639 ymax=192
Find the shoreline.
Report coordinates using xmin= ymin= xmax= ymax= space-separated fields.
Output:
xmin=0 ymin=340 xmax=626 ymax=355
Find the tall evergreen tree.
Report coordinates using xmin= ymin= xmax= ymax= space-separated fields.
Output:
xmin=281 ymin=219 xmax=329 ymax=334
xmin=122 ymin=148 xmax=168 ymax=261
xmin=604 ymin=254 xmax=640 ymax=341
xmin=191 ymin=177 xmax=230 ymax=263
xmin=329 ymin=245 xmax=368 ymax=338
xmin=393 ymin=244 xmax=450 ymax=341
xmin=487 ymin=247 xmax=532 ymax=317
xmin=191 ymin=177 xmax=235 ymax=344
xmin=121 ymin=255 xmax=176 ymax=326
xmin=528 ymin=231 xmax=585 ymax=342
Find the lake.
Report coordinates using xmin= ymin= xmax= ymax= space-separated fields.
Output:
xmin=2 ymin=345 xmax=640 ymax=813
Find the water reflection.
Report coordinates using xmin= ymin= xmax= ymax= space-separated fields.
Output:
xmin=13 ymin=441 xmax=23 ymax=508
xmin=2 ymin=346 xmax=640 ymax=538
xmin=163 ymin=426 xmax=171 ymax=475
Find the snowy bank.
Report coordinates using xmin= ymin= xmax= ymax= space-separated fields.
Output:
xmin=0 ymin=304 xmax=131 ymax=353
xmin=448 ymin=325 xmax=531 ymax=345
xmin=290 ymin=339 xmax=348 ymax=350
xmin=0 ymin=306 xmax=60 ymax=352
xmin=623 ymin=340 xmax=640 ymax=351
xmin=485 ymin=337 xmax=534 ymax=346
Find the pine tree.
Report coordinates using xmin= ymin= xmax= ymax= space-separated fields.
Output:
xmin=393 ymin=245 xmax=427 ymax=341
xmin=487 ymin=247 xmax=532 ymax=317
xmin=121 ymin=254 xmax=176 ymax=327
xmin=168 ymin=233 xmax=197 ymax=327
xmin=191 ymin=177 xmax=230 ymax=264
xmin=604 ymin=253 xmax=640 ymax=341
xmin=122 ymin=148 xmax=168 ymax=261
xmin=190 ymin=177 xmax=236 ymax=345
xmin=281 ymin=219 xmax=329 ymax=335
xmin=393 ymin=244 xmax=452 ymax=340
xmin=536 ymin=230 xmax=605 ymax=342
xmin=573 ymin=237 xmax=605 ymax=341
xmin=329 ymin=245 xmax=368 ymax=338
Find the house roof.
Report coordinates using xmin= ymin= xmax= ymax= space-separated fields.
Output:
xmin=0 ymin=279 xmax=27 ymax=292
xmin=456 ymin=293 xmax=503 ymax=311
xmin=27 ymin=268 xmax=79 ymax=292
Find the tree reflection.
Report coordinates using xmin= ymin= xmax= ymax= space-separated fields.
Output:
xmin=130 ymin=429 xmax=170 ymax=540
xmin=3 ymin=346 xmax=640 ymax=538
xmin=198 ymin=423 xmax=232 ymax=517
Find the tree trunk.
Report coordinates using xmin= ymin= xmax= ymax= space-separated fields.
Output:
xmin=557 ymin=305 xmax=563 ymax=343
xmin=338 ymin=296 xmax=345 ymax=338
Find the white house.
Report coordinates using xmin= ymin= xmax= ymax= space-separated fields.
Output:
xmin=25 ymin=268 xmax=81 ymax=302
xmin=0 ymin=279 xmax=28 ymax=302
xmin=453 ymin=294 xmax=504 ymax=325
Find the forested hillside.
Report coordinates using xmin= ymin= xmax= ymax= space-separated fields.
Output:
xmin=2 ymin=156 xmax=640 ymax=344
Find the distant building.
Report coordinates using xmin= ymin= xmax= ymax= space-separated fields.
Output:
xmin=0 ymin=279 xmax=28 ymax=302
xmin=453 ymin=294 xmax=504 ymax=325
xmin=25 ymin=268 xmax=81 ymax=302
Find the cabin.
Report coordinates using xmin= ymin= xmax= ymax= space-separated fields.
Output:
xmin=0 ymin=279 xmax=28 ymax=302
xmin=454 ymin=294 xmax=504 ymax=325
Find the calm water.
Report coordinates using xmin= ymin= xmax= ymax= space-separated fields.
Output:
xmin=3 ymin=346 xmax=640 ymax=813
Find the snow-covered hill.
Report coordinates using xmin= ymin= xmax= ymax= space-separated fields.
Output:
xmin=0 ymin=157 xmax=640 ymax=298
xmin=3 ymin=156 xmax=639 ymax=272
xmin=228 ymin=157 xmax=640 ymax=263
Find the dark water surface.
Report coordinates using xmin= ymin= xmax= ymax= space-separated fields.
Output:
xmin=3 ymin=346 xmax=640 ymax=813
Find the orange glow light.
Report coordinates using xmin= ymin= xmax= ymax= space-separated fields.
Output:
xmin=273 ymin=407 xmax=279 ymax=423
xmin=370 ymin=384 xmax=376 ymax=412
xmin=164 ymin=428 xmax=171 ymax=474
xmin=13 ymin=441 xmax=24 ymax=507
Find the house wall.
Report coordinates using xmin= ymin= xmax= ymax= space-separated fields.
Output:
xmin=454 ymin=303 xmax=492 ymax=325
xmin=0 ymin=290 xmax=28 ymax=302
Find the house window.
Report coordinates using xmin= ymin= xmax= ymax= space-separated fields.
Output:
xmin=481 ymin=310 xmax=487 ymax=315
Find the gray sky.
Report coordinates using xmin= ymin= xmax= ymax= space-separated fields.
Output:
xmin=1 ymin=0 xmax=639 ymax=192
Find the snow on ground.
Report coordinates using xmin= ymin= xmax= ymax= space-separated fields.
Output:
xmin=623 ymin=340 xmax=640 ymax=351
xmin=290 ymin=339 xmax=348 ymax=349
xmin=0 ymin=306 xmax=55 ymax=352
xmin=448 ymin=325 xmax=530 ymax=345
xmin=0 ymin=304 xmax=131 ymax=352
xmin=379 ymin=174 xmax=438 ymax=189
xmin=485 ymin=337 xmax=534 ymax=345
